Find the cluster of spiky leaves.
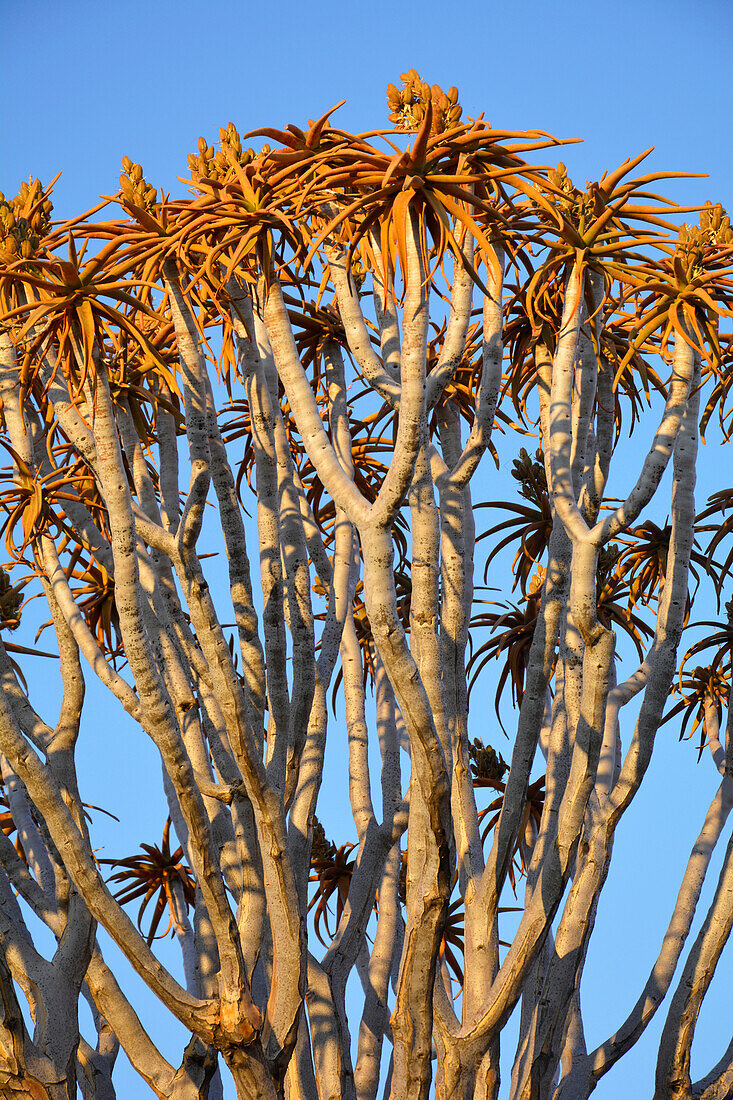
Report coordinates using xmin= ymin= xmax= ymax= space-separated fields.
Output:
xmin=100 ymin=819 xmax=196 ymax=946
xmin=476 ymin=448 xmax=552 ymax=595
xmin=307 ymin=817 xmax=357 ymax=948
xmin=659 ymin=598 xmax=733 ymax=760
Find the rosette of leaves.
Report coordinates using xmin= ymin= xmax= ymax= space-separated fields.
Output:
xmin=477 ymin=774 xmax=546 ymax=892
xmin=396 ymin=852 xmax=521 ymax=992
xmin=436 ymin=886 xmax=521 ymax=992
xmin=286 ymin=296 xmax=350 ymax=385
xmin=68 ymin=557 xmax=122 ymax=663
xmin=613 ymin=520 xmax=710 ymax=609
xmin=695 ymin=489 xmax=733 ymax=597
xmin=172 ymin=139 xmax=306 ymax=289
xmin=100 ymin=819 xmax=196 ymax=946
xmin=476 ymin=447 xmax=553 ymax=595
xmin=0 ymin=191 xmax=173 ymax=400
xmin=244 ymin=104 xmax=349 ymax=180
xmin=663 ymin=607 xmax=733 ymax=761
xmin=521 ymin=154 xmax=695 ymax=346
xmin=308 ymin=816 xmax=356 ymax=948
xmin=302 ymin=80 xmax=560 ymax=297
xmin=103 ymin=287 xmax=183 ymax=418
xmin=427 ymin=318 xmax=513 ymax=450
xmin=0 ymin=450 xmax=82 ymax=563
xmin=664 ymin=663 xmax=731 ymax=762
xmin=671 ymin=606 xmax=733 ymax=679
xmin=502 ymin=283 xmax=668 ymax=441
xmin=467 ymin=569 xmax=544 ymax=719
xmin=616 ymin=202 xmax=733 ymax=392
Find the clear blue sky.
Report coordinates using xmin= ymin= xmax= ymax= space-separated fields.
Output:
xmin=3 ymin=0 xmax=732 ymax=220
xmin=2 ymin=0 xmax=732 ymax=1096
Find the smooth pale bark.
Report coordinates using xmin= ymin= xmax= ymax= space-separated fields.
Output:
xmin=329 ymin=247 xmax=402 ymax=406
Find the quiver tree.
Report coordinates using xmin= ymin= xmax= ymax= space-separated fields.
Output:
xmin=0 ymin=72 xmax=732 ymax=1099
